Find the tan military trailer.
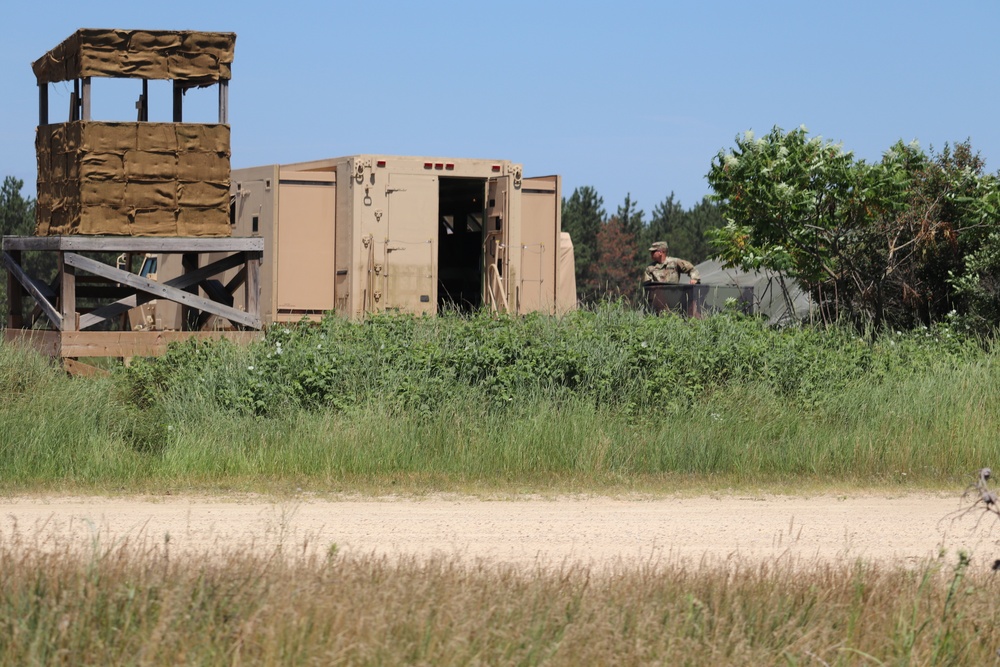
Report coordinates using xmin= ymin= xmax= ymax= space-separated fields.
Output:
xmin=221 ymin=155 xmax=577 ymax=323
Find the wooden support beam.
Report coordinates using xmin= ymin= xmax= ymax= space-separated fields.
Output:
xmin=79 ymin=251 xmax=250 ymax=330
xmin=41 ymin=274 xmax=62 ymax=328
xmin=137 ymin=79 xmax=149 ymax=122
xmin=1 ymin=250 xmax=61 ymax=329
xmin=62 ymin=252 xmax=261 ymax=329
xmin=3 ymin=236 xmax=263 ymax=253
xmin=245 ymin=251 xmax=261 ymax=321
xmin=218 ymin=79 xmax=228 ymax=124
xmin=60 ymin=330 xmax=261 ymax=359
xmin=19 ymin=270 xmax=56 ymax=301
xmin=27 ymin=273 xmax=59 ymax=329
xmin=81 ymin=77 xmax=91 ymax=121
xmin=199 ymin=279 xmax=233 ymax=307
xmin=168 ymin=250 xmax=250 ymax=290
xmin=225 ymin=265 xmax=247 ymax=293
xmin=60 ymin=253 xmax=76 ymax=331
xmin=181 ymin=252 xmax=199 ymax=329
xmin=63 ymin=358 xmax=109 ymax=378
xmin=76 ymin=285 xmax=142 ymax=300
xmin=195 ymin=279 xmax=233 ymax=330
xmin=38 ymin=83 xmax=48 ymax=125
xmin=4 ymin=328 xmax=261 ymax=360
xmin=3 ymin=329 xmax=60 ymax=357
xmin=173 ymin=80 xmax=182 ymax=122
xmin=6 ymin=249 xmax=23 ymax=329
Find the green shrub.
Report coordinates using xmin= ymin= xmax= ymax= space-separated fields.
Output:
xmin=113 ymin=306 xmax=991 ymax=421
xmin=5 ymin=307 xmax=993 ymax=489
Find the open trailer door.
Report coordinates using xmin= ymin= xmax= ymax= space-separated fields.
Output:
xmin=384 ymin=172 xmax=437 ymax=314
xmin=518 ymin=175 xmax=560 ymax=314
xmin=484 ymin=175 xmax=511 ymax=312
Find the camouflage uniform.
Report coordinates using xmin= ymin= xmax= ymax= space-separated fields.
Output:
xmin=643 ymin=258 xmax=700 ymax=284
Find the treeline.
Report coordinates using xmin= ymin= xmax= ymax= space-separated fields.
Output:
xmin=10 ymin=126 xmax=1000 ymax=337
xmin=563 ymin=128 xmax=1000 ymax=335
xmin=561 ymin=188 xmax=724 ymax=304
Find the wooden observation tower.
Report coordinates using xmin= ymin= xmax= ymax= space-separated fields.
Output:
xmin=2 ymin=29 xmax=263 ymax=371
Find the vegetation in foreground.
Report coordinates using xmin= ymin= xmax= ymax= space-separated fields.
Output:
xmin=2 ymin=532 xmax=998 ymax=666
xmin=2 ymin=308 xmax=999 ymax=664
xmin=1 ymin=306 xmax=997 ymax=493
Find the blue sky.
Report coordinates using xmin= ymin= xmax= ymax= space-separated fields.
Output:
xmin=2 ymin=1 xmax=998 ymax=218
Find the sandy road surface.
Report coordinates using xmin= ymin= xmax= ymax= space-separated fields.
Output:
xmin=2 ymin=493 xmax=999 ymax=570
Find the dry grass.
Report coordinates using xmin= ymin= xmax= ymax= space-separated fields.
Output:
xmin=3 ymin=524 xmax=1000 ymax=666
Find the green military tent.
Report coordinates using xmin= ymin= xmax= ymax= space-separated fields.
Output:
xmin=693 ymin=258 xmax=813 ymax=325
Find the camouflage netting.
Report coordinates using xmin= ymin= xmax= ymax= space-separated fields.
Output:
xmin=32 ymin=29 xmax=235 ymax=85
xmin=35 ymin=122 xmax=231 ymax=236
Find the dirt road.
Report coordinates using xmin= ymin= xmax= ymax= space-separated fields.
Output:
xmin=3 ymin=493 xmax=998 ymax=570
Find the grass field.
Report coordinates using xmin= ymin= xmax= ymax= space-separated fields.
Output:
xmin=1 ymin=307 xmax=997 ymax=493
xmin=2 ymin=307 xmax=999 ymax=664
xmin=2 ymin=532 xmax=998 ymax=666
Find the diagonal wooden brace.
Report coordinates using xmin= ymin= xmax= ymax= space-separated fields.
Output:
xmin=78 ymin=252 xmax=251 ymax=330
xmin=63 ymin=252 xmax=261 ymax=330
xmin=1 ymin=250 xmax=62 ymax=329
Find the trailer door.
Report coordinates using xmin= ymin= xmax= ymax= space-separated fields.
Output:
xmin=275 ymin=176 xmax=336 ymax=320
xmin=385 ymin=172 xmax=437 ymax=313
xmin=519 ymin=175 xmax=560 ymax=314
xmin=484 ymin=175 xmax=511 ymax=312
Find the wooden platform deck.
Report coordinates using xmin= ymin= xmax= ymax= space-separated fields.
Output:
xmin=2 ymin=235 xmax=264 ymax=362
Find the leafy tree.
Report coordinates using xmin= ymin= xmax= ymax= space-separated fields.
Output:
xmin=1 ymin=177 xmax=53 ymax=326
xmin=707 ymin=126 xmax=1000 ymax=331
xmin=866 ymin=140 xmax=992 ymax=328
xmin=944 ymin=148 xmax=1000 ymax=332
xmin=561 ymin=186 xmax=605 ymax=302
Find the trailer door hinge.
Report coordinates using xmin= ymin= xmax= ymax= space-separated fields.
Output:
xmin=509 ymin=164 xmax=523 ymax=189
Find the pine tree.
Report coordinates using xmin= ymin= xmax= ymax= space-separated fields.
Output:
xmin=593 ymin=215 xmax=639 ymax=302
xmin=615 ymin=193 xmax=645 ymax=239
xmin=0 ymin=176 xmax=53 ymax=325
xmin=645 ymin=192 xmax=685 ymax=255
xmin=612 ymin=194 xmax=645 ymax=279
xmin=645 ymin=194 xmax=723 ymax=264
xmin=683 ymin=197 xmax=724 ymax=263
xmin=561 ymin=186 xmax=605 ymax=303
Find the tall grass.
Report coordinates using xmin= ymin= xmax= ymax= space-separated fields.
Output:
xmin=1 ymin=532 xmax=997 ymax=666
xmin=1 ymin=306 xmax=998 ymax=491
xmin=3 ymin=311 xmax=999 ymax=664
xmin=0 ymin=343 xmax=157 ymax=488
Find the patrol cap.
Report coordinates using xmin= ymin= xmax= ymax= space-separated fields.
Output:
xmin=649 ymin=241 xmax=668 ymax=252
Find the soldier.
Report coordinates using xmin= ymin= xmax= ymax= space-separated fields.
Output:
xmin=643 ymin=241 xmax=700 ymax=284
